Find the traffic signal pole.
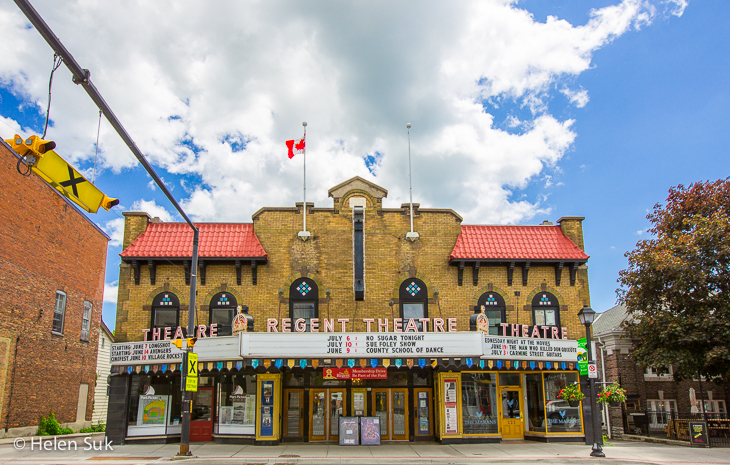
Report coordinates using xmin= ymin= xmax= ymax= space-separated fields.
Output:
xmin=12 ymin=0 xmax=200 ymax=457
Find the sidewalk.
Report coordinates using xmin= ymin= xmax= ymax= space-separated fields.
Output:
xmin=1 ymin=438 xmax=728 ymax=465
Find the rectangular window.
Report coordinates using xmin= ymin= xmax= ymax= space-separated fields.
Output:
xmin=525 ymin=373 xmax=545 ymax=432
xmin=644 ymin=366 xmax=672 ymax=379
xmin=647 ymin=399 xmax=677 ymax=427
xmin=534 ymin=309 xmax=556 ymax=326
xmin=544 ymin=372 xmax=582 ymax=433
xmin=80 ymin=301 xmax=92 ymax=341
xmin=211 ymin=308 xmax=234 ymax=336
xmin=52 ymin=291 xmax=67 ymax=334
xmin=461 ymin=373 xmax=498 ymax=435
xmin=484 ymin=310 xmax=502 ymax=335
xmin=154 ymin=309 xmax=178 ymax=328
xmin=403 ymin=303 xmax=425 ymax=331
xmin=292 ymin=302 xmax=315 ymax=332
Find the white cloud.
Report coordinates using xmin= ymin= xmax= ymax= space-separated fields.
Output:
xmin=665 ymin=0 xmax=687 ymax=17
xmin=104 ymin=281 xmax=118 ymax=304
xmin=561 ymin=87 xmax=590 ymax=108
xmin=0 ymin=0 xmax=678 ymax=225
xmin=131 ymin=199 xmax=175 ymax=222
xmin=102 ymin=217 xmax=124 ymax=247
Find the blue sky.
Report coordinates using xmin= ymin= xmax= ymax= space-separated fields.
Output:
xmin=1 ymin=0 xmax=725 ymax=331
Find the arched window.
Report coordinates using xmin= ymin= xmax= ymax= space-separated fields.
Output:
xmin=477 ymin=292 xmax=506 ymax=335
xmin=399 ymin=278 xmax=428 ymax=331
xmin=289 ymin=278 xmax=319 ymax=332
xmin=531 ymin=292 xmax=560 ymax=328
xmin=151 ymin=293 xmax=180 ymax=331
xmin=209 ymin=292 xmax=238 ymax=337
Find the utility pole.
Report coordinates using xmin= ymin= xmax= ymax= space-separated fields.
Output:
xmin=13 ymin=0 xmax=199 ymax=457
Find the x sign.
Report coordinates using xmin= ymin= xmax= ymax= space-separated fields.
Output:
xmin=185 ymin=353 xmax=198 ymax=391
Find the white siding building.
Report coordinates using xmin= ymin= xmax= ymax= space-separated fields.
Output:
xmin=91 ymin=322 xmax=113 ymax=425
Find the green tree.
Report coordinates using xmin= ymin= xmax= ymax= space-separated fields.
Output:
xmin=618 ymin=180 xmax=730 ymax=385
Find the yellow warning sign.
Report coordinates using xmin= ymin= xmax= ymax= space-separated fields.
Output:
xmin=185 ymin=353 xmax=198 ymax=392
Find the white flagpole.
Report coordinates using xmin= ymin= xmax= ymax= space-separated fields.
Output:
xmin=299 ymin=121 xmax=310 ymax=240
xmin=406 ymin=123 xmax=419 ymax=241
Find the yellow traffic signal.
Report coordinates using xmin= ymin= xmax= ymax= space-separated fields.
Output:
xmin=4 ymin=134 xmax=118 ymax=213
xmin=5 ymin=134 xmax=56 ymax=164
xmin=172 ymin=339 xmax=184 ymax=349
xmin=186 ymin=337 xmax=197 ymax=348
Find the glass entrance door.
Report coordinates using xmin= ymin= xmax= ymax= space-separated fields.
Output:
xmin=499 ymin=387 xmax=524 ymax=439
xmin=372 ymin=388 xmax=409 ymax=441
xmin=283 ymin=389 xmax=303 ymax=439
xmin=309 ymin=388 xmax=346 ymax=442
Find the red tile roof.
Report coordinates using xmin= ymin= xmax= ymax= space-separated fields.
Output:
xmin=120 ymin=223 xmax=267 ymax=259
xmin=449 ymin=225 xmax=589 ymax=261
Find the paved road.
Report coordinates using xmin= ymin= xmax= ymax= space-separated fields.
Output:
xmin=0 ymin=436 xmax=728 ymax=465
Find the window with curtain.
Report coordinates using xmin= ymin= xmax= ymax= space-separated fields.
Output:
xmin=399 ymin=278 xmax=428 ymax=331
xmin=531 ymin=292 xmax=560 ymax=328
xmin=209 ymin=293 xmax=237 ymax=336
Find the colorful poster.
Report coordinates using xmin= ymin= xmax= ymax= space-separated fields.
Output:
xmin=323 ymin=367 xmax=388 ymax=380
xmin=444 ymin=378 xmax=458 ymax=435
xmin=360 ymin=417 xmax=381 ymax=445
xmin=339 ymin=417 xmax=360 ymax=445
xmin=138 ymin=395 xmax=166 ymax=425
xmin=260 ymin=381 xmax=274 ymax=437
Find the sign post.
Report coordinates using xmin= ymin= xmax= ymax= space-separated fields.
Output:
xmin=587 ymin=363 xmax=598 ymax=379
xmin=186 ymin=353 xmax=198 ymax=392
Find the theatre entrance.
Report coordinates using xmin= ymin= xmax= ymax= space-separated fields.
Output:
xmin=372 ymin=388 xmax=409 ymax=441
xmin=309 ymin=388 xmax=346 ymax=442
xmin=499 ymin=385 xmax=524 ymax=440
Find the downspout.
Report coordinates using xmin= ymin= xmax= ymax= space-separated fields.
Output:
xmin=4 ymin=335 xmax=20 ymax=432
xmin=597 ymin=336 xmax=611 ymax=439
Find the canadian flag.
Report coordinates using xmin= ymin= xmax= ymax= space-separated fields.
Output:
xmin=286 ymin=138 xmax=305 ymax=159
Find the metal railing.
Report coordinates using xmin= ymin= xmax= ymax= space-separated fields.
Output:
xmin=626 ymin=410 xmax=729 ymax=447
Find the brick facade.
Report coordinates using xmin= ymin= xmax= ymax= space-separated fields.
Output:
xmin=115 ymin=178 xmax=591 ymax=346
xmin=0 ymin=141 xmax=109 ymax=435
xmin=595 ymin=308 xmax=729 ymax=438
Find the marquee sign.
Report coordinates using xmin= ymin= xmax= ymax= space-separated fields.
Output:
xmin=110 ymin=341 xmax=184 ymax=365
xmin=481 ymin=335 xmax=578 ymax=362
xmin=240 ymin=332 xmax=483 ymax=358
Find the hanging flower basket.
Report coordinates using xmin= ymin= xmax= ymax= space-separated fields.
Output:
xmin=557 ymin=382 xmax=584 ymax=406
xmin=597 ymin=382 xmax=626 ymax=406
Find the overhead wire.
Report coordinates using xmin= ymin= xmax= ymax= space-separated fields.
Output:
xmin=42 ymin=53 xmax=63 ymax=139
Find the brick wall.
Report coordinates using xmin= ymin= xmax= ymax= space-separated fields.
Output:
xmin=115 ymin=181 xmax=591 ymax=344
xmin=0 ymin=142 xmax=109 ymax=430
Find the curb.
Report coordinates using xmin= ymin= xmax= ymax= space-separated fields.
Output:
xmin=0 ymin=431 xmax=104 ymax=445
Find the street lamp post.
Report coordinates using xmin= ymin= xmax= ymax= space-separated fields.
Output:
xmin=578 ymin=305 xmax=605 ymax=458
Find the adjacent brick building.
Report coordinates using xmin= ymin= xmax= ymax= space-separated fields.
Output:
xmin=0 ymin=140 xmax=109 ymax=437
xmin=593 ymin=304 xmax=728 ymax=438
xmin=109 ymin=176 xmax=597 ymax=445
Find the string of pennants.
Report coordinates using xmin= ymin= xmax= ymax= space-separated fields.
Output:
xmin=114 ymin=359 xmax=576 ymax=375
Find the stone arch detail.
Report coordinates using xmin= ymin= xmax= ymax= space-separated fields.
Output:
xmin=525 ymin=285 xmax=565 ymax=307
xmin=471 ymin=284 xmax=511 ymax=307
xmin=145 ymin=285 xmax=187 ymax=306
xmin=341 ymin=190 xmax=377 ymax=210
xmin=282 ymin=274 xmax=327 ymax=299
xmin=202 ymin=285 xmax=244 ymax=307
xmin=388 ymin=273 xmax=437 ymax=301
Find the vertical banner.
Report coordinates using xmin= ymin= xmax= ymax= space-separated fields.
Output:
xmin=577 ymin=338 xmax=588 ymax=375
xmin=443 ymin=377 xmax=459 ymax=435
xmin=260 ymin=380 xmax=274 ymax=437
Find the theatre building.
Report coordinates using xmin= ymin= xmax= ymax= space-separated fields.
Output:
xmin=107 ymin=177 xmax=594 ymax=445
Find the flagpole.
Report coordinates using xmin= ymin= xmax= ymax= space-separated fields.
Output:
xmin=299 ymin=121 xmax=310 ymax=240
xmin=406 ymin=123 xmax=419 ymax=241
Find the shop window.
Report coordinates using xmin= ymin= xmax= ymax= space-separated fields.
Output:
xmin=80 ymin=301 xmax=92 ymax=341
xmin=289 ymin=278 xmax=319 ymax=332
xmin=700 ymin=400 xmax=727 ymax=416
xmin=476 ymin=292 xmax=506 ymax=335
xmin=544 ymin=372 xmax=582 ymax=433
xmin=127 ymin=374 xmax=177 ymax=437
xmin=52 ymin=291 xmax=67 ymax=334
xmin=217 ymin=375 xmax=257 ymax=435
xmin=150 ymin=293 xmax=180 ymax=332
xmin=531 ymin=292 xmax=560 ymax=328
xmin=647 ymin=399 xmax=677 ymax=427
xmin=461 ymin=372 xmax=498 ymax=435
xmin=525 ymin=373 xmax=545 ymax=432
xmin=209 ymin=293 xmax=237 ymax=336
xmin=399 ymin=278 xmax=428 ymax=331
